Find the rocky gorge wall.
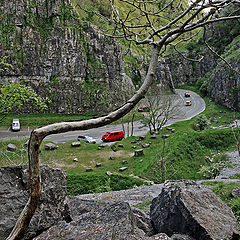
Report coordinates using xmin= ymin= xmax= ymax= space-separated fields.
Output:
xmin=0 ymin=0 xmax=135 ymax=113
xmin=155 ymin=4 xmax=240 ymax=111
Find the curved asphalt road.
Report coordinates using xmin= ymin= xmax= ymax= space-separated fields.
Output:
xmin=0 ymin=89 xmax=205 ymax=143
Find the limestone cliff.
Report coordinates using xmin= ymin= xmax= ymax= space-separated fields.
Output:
xmin=0 ymin=0 xmax=135 ymax=113
xmin=155 ymin=5 xmax=240 ymax=111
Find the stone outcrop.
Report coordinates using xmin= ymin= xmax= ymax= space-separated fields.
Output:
xmin=0 ymin=165 xmax=67 ymax=240
xmin=1 ymin=166 xmax=239 ymax=240
xmin=150 ymin=180 xmax=240 ymax=240
xmin=0 ymin=0 xmax=135 ymax=113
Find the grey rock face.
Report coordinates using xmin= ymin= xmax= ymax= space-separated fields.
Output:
xmin=0 ymin=0 xmax=135 ymax=114
xmin=34 ymin=201 xmax=148 ymax=240
xmin=150 ymin=180 xmax=240 ymax=240
xmin=0 ymin=165 xmax=67 ymax=240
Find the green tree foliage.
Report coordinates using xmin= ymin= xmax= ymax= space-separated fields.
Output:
xmin=0 ymin=56 xmax=12 ymax=72
xmin=0 ymin=82 xmax=48 ymax=122
xmin=194 ymin=114 xmax=210 ymax=131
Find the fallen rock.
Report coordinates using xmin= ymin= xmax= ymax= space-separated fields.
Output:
xmin=134 ymin=149 xmax=144 ymax=156
xmin=0 ymin=165 xmax=67 ymax=240
xmin=73 ymin=158 xmax=78 ymax=162
xmin=86 ymin=168 xmax=93 ymax=172
xmin=106 ymin=171 xmax=113 ymax=176
xmin=44 ymin=143 xmax=58 ymax=150
xmin=231 ymin=186 xmax=240 ymax=197
xmin=34 ymin=202 xmax=147 ymax=240
xmin=122 ymin=160 xmax=128 ymax=164
xmin=150 ymin=135 xmax=156 ymax=139
xmin=7 ymin=143 xmax=16 ymax=151
xmin=96 ymin=163 xmax=102 ymax=167
xmin=71 ymin=142 xmax=81 ymax=147
xmin=150 ymin=180 xmax=240 ymax=240
xmin=142 ymin=143 xmax=150 ymax=148
xmin=162 ymin=134 xmax=170 ymax=139
xmin=119 ymin=167 xmax=128 ymax=171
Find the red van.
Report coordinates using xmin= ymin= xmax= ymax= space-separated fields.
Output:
xmin=102 ymin=130 xmax=124 ymax=142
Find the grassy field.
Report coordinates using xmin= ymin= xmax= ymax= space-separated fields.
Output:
xmin=0 ymin=110 xmax=144 ymax=127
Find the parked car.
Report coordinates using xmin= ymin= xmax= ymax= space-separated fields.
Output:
xmin=11 ymin=119 xmax=20 ymax=132
xmin=77 ymin=135 xmax=96 ymax=143
xmin=138 ymin=107 xmax=150 ymax=112
xmin=185 ymin=92 xmax=190 ymax=97
xmin=185 ymin=100 xmax=192 ymax=106
xmin=102 ymin=130 xmax=124 ymax=142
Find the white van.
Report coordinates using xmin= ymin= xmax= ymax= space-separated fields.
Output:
xmin=12 ymin=119 xmax=20 ymax=131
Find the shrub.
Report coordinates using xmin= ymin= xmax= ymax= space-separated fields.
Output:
xmin=194 ymin=114 xmax=210 ymax=131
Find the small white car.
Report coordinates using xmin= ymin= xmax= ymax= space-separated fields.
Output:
xmin=77 ymin=135 xmax=96 ymax=143
xmin=11 ymin=119 xmax=20 ymax=131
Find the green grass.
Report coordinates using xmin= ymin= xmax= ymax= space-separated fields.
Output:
xmin=0 ymin=110 xmax=144 ymax=127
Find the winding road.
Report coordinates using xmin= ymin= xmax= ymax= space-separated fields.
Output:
xmin=0 ymin=89 xmax=205 ymax=143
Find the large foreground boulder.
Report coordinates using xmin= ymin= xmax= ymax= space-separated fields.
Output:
xmin=150 ymin=180 xmax=240 ymax=240
xmin=34 ymin=201 xmax=149 ymax=240
xmin=0 ymin=165 xmax=67 ymax=240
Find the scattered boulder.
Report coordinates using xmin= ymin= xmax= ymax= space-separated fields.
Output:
xmin=0 ymin=165 xmax=67 ymax=240
xmin=7 ymin=143 xmax=16 ymax=151
xmin=122 ymin=160 xmax=128 ymax=164
xmin=139 ymin=159 xmax=143 ymax=163
xmin=106 ymin=171 xmax=113 ymax=176
xmin=142 ymin=143 xmax=150 ymax=148
xmin=96 ymin=163 xmax=102 ymax=167
xmin=171 ymin=129 xmax=176 ymax=133
xmin=166 ymin=127 xmax=172 ymax=131
xmin=131 ymin=140 xmax=137 ymax=144
xmin=71 ymin=142 xmax=81 ymax=147
xmin=118 ymin=144 xmax=124 ymax=148
xmin=109 ymin=156 xmax=115 ymax=160
xmin=139 ymin=136 xmax=146 ymax=140
xmin=44 ymin=143 xmax=58 ymax=150
xmin=97 ymin=146 xmax=102 ymax=150
xmin=132 ymin=145 xmax=137 ymax=149
xmin=86 ymin=168 xmax=93 ymax=172
xmin=231 ymin=186 xmax=240 ymax=197
xmin=162 ymin=134 xmax=170 ymax=139
xmin=150 ymin=180 xmax=240 ymax=240
xmin=73 ymin=158 xmax=78 ymax=162
xmin=150 ymin=135 xmax=156 ymax=139
xmin=134 ymin=149 xmax=144 ymax=156
xmin=119 ymin=167 xmax=128 ymax=171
